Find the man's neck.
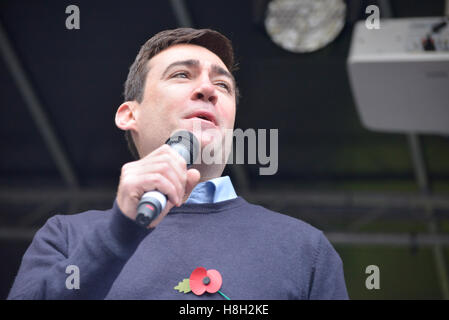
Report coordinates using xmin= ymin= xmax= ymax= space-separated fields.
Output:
xmin=192 ymin=163 xmax=225 ymax=184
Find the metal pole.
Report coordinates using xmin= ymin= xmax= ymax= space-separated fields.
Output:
xmin=169 ymin=0 xmax=194 ymax=27
xmin=326 ymin=232 xmax=449 ymax=246
xmin=1 ymin=187 xmax=449 ymax=209
xmin=408 ymin=133 xmax=449 ymax=299
xmin=0 ymin=19 xmax=79 ymax=189
xmin=375 ymin=0 xmax=449 ymax=299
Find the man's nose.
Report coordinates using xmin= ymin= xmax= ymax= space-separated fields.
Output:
xmin=191 ymin=80 xmax=218 ymax=105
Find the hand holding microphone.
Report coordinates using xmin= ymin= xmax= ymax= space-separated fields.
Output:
xmin=116 ymin=130 xmax=200 ymax=229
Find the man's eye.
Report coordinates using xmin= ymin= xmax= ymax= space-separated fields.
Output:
xmin=172 ymin=72 xmax=189 ymax=78
xmin=216 ymin=82 xmax=231 ymax=91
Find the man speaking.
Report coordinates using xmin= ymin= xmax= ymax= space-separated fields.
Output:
xmin=8 ymin=28 xmax=348 ymax=300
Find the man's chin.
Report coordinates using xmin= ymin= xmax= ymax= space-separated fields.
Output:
xmin=177 ymin=121 xmax=223 ymax=147
xmin=173 ymin=121 xmax=232 ymax=165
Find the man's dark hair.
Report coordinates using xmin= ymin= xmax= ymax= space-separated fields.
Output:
xmin=123 ymin=28 xmax=238 ymax=159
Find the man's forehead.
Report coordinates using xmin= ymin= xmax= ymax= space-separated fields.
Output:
xmin=147 ymin=43 xmax=229 ymax=72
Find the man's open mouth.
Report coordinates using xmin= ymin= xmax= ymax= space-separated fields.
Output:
xmin=185 ymin=111 xmax=217 ymax=126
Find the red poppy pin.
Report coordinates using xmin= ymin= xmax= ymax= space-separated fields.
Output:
xmin=174 ymin=267 xmax=230 ymax=300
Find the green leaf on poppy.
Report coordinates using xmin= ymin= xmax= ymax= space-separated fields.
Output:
xmin=174 ymin=278 xmax=191 ymax=293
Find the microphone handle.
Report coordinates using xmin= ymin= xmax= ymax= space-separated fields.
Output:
xmin=135 ymin=191 xmax=168 ymax=227
xmin=135 ymin=139 xmax=196 ymax=227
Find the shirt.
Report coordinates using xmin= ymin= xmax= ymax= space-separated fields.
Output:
xmin=185 ymin=175 xmax=237 ymax=204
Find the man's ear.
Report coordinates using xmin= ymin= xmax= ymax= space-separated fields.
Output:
xmin=115 ymin=101 xmax=138 ymax=131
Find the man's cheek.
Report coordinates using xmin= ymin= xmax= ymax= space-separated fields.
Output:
xmin=223 ymin=105 xmax=236 ymax=126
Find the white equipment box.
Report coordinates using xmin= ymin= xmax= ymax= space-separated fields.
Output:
xmin=347 ymin=17 xmax=449 ymax=135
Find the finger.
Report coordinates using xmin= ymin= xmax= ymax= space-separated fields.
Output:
xmin=145 ymin=144 xmax=188 ymax=169
xmin=138 ymin=172 xmax=181 ymax=206
xmin=146 ymin=153 xmax=187 ymax=181
xmin=183 ymin=169 xmax=201 ymax=203
xmin=149 ymin=161 xmax=185 ymax=204
xmin=128 ymin=150 xmax=187 ymax=183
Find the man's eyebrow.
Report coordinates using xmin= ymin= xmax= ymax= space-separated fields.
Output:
xmin=161 ymin=59 xmax=199 ymax=79
xmin=211 ymin=64 xmax=236 ymax=88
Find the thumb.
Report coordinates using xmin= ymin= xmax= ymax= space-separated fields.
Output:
xmin=184 ymin=168 xmax=201 ymax=201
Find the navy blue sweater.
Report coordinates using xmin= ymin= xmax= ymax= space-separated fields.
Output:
xmin=8 ymin=197 xmax=348 ymax=299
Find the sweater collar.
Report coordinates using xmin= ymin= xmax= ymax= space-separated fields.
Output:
xmin=169 ymin=197 xmax=246 ymax=214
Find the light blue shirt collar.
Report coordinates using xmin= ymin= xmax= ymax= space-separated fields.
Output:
xmin=185 ymin=176 xmax=237 ymax=204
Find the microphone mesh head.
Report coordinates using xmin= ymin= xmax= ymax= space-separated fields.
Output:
xmin=165 ymin=130 xmax=199 ymax=166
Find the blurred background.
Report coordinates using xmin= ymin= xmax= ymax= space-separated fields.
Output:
xmin=1 ymin=0 xmax=448 ymax=299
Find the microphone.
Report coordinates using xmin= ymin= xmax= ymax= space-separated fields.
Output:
xmin=135 ymin=130 xmax=200 ymax=227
